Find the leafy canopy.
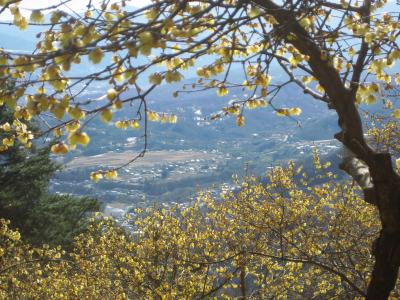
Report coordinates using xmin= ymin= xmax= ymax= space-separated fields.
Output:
xmin=1 ymin=156 xmax=392 ymax=299
xmin=0 ymin=0 xmax=398 ymax=178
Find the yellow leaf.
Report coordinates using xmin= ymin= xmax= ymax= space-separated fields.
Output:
xmin=0 ymin=122 xmax=11 ymax=132
xmin=50 ymin=11 xmax=62 ymax=24
xmin=393 ymin=109 xmax=400 ymax=119
xmin=15 ymin=17 xmax=28 ymax=30
xmin=147 ymin=111 xmax=160 ymax=122
xmin=107 ymin=89 xmax=118 ymax=101
xmin=130 ymin=120 xmax=140 ymax=129
xmin=68 ymin=131 xmax=90 ymax=146
xmin=51 ymin=142 xmax=69 ymax=155
xmin=115 ymin=120 xmax=129 ymax=129
xmin=51 ymin=104 xmax=66 ymax=120
xmin=365 ymin=94 xmax=376 ymax=105
xmin=236 ymin=115 xmax=245 ymax=127
xmin=169 ymin=114 xmax=177 ymax=123
xmin=217 ymin=85 xmax=229 ymax=96
xmin=249 ymin=6 xmax=261 ymax=18
xmin=90 ymin=171 xmax=103 ymax=182
xmin=30 ymin=10 xmax=44 ymax=24
xmin=299 ymin=16 xmax=312 ymax=29
xmin=276 ymin=108 xmax=289 ymax=117
xmin=68 ymin=106 xmax=86 ymax=120
xmin=2 ymin=137 xmax=14 ymax=147
xmin=88 ymin=47 xmax=104 ymax=64
xmin=66 ymin=121 xmax=80 ymax=132
xmin=105 ymin=170 xmax=118 ymax=179
xmin=149 ymin=73 xmax=163 ymax=85
xmin=138 ymin=31 xmax=153 ymax=45
xmin=165 ymin=71 xmax=182 ymax=83
xmin=288 ymin=107 xmax=302 ymax=116
xmin=101 ymin=109 xmax=113 ymax=123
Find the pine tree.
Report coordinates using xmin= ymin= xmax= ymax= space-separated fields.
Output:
xmin=0 ymin=106 xmax=99 ymax=247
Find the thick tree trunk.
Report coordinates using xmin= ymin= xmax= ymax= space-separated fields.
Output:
xmin=249 ymin=0 xmax=400 ymax=297
xmin=367 ymin=231 xmax=400 ymax=299
xmin=342 ymin=155 xmax=400 ymax=298
xmin=366 ymin=163 xmax=400 ymax=299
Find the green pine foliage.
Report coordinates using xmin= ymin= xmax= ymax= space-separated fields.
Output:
xmin=26 ymin=194 xmax=99 ymax=248
xmin=0 ymin=106 xmax=99 ymax=248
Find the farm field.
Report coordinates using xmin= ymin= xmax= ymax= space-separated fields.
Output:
xmin=67 ymin=150 xmax=217 ymax=169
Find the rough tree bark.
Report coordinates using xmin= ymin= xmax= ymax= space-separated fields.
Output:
xmin=251 ymin=0 xmax=400 ymax=298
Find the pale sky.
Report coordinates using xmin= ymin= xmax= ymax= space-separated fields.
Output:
xmin=1 ymin=0 xmax=397 ymax=20
xmin=0 ymin=0 xmax=152 ymax=20
xmin=19 ymin=0 xmax=152 ymax=10
xmin=5 ymin=0 xmax=399 ymax=12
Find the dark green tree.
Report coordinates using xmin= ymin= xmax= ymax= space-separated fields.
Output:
xmin=0 ymin=106 xmax=99 ymax=248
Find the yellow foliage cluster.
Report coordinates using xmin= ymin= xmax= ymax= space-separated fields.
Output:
xmin=90 ymin=169 xmax=118 ymax=182
xmin=147 ymin=111 xmax=177 ymax=124
xmin=367 ymin=115 xmax=400 ymax=165
xmin=1 ymin=159 xmax=396 ymax=298
xmin=276 ymin=107 xmax=302 ymax=117
xmin=0 ymin=118 xmax=33 ymax=151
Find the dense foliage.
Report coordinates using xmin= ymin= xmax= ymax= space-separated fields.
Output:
xmin=1 ymin=158 xmax=394 ymax=299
